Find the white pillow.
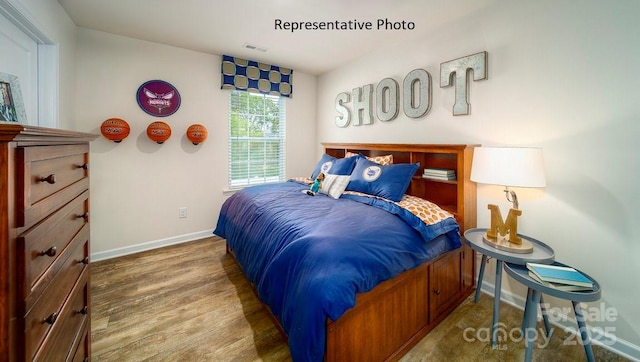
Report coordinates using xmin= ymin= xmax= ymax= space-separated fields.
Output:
xmin=319 ymin=174 xmax=351 ymax=199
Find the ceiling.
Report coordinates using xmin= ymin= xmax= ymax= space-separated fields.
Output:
xmin=58 ymin=0 xmax=492 ymax=75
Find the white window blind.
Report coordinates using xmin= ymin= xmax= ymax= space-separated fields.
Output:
xmin=228 ymin=91 xmax=286 ymax=189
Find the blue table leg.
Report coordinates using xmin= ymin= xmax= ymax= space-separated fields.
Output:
xmin=491 ymin=260 xmax=503 ymax=348
xmin=475 ymin=254 xmax=487 ymax=302
xmin=573 ymin=301 xmax=595 ymax=362
xmin=539 ymin=295 xmax=552 ymax=337
xmin=524 ymin=289 xmax=541 ymax=362
xmin=521 ymin=288 xmax=532 ymax=333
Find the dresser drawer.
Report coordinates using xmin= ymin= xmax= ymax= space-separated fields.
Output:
xmin=70 ymin=325 xmax=90 ymax=362
xmin=32 ymin=269 xmax=89 ymax=362
xmin=24 ymin=224 xmax=89 ymax=313
xmin=18 ymin=191 xmax=89 ymax=301
xmin=24 ymin=238 xmax=89 ymax=360
xmin=18 ymin=144 xmax=90 ymax=229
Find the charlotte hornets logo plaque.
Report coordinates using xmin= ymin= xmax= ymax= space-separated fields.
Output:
xmin=136 ymin=80 xmax=181 ymax=117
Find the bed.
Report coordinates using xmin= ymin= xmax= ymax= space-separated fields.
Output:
xmin=214 ymin=143 xmax=477 ymax=361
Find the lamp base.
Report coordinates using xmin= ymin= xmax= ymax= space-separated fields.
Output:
xmin=483 ymin=233 xmax=533 ymax=254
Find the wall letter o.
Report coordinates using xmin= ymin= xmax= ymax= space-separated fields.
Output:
xmin=403 ymin=69 xmax=432 ymax=118
xmin=376 ymin=78 xmax=399 ymax=122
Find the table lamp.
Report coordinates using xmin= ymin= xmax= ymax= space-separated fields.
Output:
xmin=470 ymin=147 xmax=546 ymax=253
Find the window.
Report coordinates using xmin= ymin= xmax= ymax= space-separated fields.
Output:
xmin=228 ymin=91 xmax=286 ymax=189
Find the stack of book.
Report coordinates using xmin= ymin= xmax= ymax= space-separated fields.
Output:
xmin=526 ymin=262 xmax=594 ymax=291
xmin=423 ymin=168 xmax=456 ymax=181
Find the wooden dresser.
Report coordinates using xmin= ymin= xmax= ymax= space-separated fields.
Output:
xmin=0 ymin=125 xmax=98 ymax=361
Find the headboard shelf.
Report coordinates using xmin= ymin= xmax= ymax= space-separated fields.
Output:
xmin=322 ymin=142 xmax=478 ymax=231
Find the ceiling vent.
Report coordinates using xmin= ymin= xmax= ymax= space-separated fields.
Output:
xmin=243 ymin=43 xmax=267 ymax=52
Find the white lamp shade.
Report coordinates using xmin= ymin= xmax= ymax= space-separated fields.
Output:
xmin=471 ymin=147 xmax=546 ymax=188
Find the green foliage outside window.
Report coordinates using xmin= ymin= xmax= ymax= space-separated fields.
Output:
xmin=229 ymin=91 xmax=285 ymax=187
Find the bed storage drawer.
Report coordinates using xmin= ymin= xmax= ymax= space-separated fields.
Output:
xmin=17 ymin=144 xmax=90 ymax=229
xmin=429 ymin=249 xmax=463 ymax=321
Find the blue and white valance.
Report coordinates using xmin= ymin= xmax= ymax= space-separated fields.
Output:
xmin=221 ymin=55 xmax=293 ymax=98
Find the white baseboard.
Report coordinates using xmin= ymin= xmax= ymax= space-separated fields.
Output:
xmin=90 ymin=230 xmax=215 ymax=262
xmin=478 ymin=281 xmax=640 ymax=361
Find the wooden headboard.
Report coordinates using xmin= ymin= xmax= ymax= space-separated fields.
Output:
xmin=323 ymin=143 xmax=478 ymax=232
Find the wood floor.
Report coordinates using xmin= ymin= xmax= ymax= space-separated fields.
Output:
xmin=90 ymin=237 xmax=627 ymax=361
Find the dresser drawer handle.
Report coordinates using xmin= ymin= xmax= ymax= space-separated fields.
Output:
xmin=77 ymin=306 xmax=89 ymax=315
xmin=41 ymin=246 xmax=57 ymax=257
xmin=434 ymin=289 xmax=441 ymax=296
xmin=78 ymin=163 xmax=89 ymax=170
xmin=38 ymin=174 xmax=56 ymax=184
xmin=78 ymin=212 xmax=89 ymax=220
xmin=80 ymin=256 xmax=89 ymax=265
xmin=44 ymin=312 xmax=58 ymax=325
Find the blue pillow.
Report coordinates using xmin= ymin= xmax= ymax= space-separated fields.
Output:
xmin=310 ymin=154 xmax=358 ymax=179
xmin=346 ymin=157 xmax=419 ymax=202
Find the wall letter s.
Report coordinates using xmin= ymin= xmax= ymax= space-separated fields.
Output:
xmin=335 ymin=92 xmax=351 ymax=128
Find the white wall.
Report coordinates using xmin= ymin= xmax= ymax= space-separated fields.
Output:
xmin=317 ymin=0 xmax=639 ymax=358
xmin=73 ymin=28 xmax=317 ymax=259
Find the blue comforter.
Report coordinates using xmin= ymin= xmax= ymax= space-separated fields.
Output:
xmin=213 ymin=181 xmax=460 ymax=361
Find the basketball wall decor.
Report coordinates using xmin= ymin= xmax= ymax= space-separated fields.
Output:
xmin=136 ymin=80 xmax=181 ymax=117
xmin=186 ymin=124 xmax=208 ymax=145
xmin=146 ymin=121 xmax=172 ymax=144
xmin=100 ymin=118 xmax=131 ymax=142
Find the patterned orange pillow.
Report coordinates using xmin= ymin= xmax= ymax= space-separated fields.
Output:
xmin=345 ymin=151 xmax=393 ymax=165
xmin=342 ymin=191 xmax=453 ymax=226
xmin=397 ymin=194 xmax=453 ymax=225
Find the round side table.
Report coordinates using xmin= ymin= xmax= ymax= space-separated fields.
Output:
xmin=463 ymin=228 xmax=555 ymax=348
xmin=504 ymin=262 xmax=601 ymax=362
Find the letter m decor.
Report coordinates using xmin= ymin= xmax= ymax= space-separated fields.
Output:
xmin=440 ymin=51 xmax=488 ymax=116
xmin=487 ymin=204 xmax=522 ymax=244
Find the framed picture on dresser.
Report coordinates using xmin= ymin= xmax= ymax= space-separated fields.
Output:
xmin=0 ymin=72 xmax=27 ymax=124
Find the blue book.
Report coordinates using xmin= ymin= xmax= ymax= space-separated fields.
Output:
xmin=528 ymin=271 xmax=593 ymax=291
xmin=526 ymin=263 xmax=593 ymax=288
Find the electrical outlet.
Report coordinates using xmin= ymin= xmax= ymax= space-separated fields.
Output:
xmin=179 ymin=207 xmax=187 ymax=218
